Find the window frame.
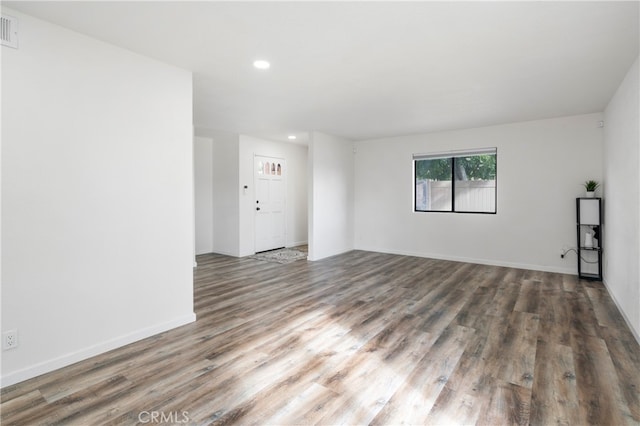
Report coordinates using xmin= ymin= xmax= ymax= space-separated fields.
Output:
xmin=413 ymin=148 xmax=497 ymax=214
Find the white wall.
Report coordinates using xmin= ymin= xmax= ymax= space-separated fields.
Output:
xmin=308 ymin=132 xmax=355 ymax=261
xmin=354 ymin=113 xmax=603 ymax=273
xmin=1 ymin=9 xmax=195 ymax=386
xmin=239 ymin=135 xmax=308 ymax=257
xmin=194 ymin=136 xmax=214 ymax=255
xmin=211 ymin=130 xmax=241 ymax=257
xmin=195 ymin=128 xmax=241 ymax=257
xmin=603 ymin=56 xmax=640 ymax=340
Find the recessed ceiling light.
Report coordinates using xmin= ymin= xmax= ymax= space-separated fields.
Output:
xmin=253 ymin=60 xmax=270 ymax=70
xmin=288 ymin=135 xmax=297 ymax=140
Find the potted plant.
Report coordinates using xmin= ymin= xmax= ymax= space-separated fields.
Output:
xmin=584 ymin=180 xmax=600 ymax=198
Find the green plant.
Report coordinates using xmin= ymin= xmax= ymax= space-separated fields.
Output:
xmin=584 ymin=180 xmax=600 ymax=192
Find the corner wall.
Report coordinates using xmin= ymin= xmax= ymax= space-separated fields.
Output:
xmin=194 ymin=136 xmax=214 ymax=255
xmin=603 ymin=56 xmax=640 ymax=340
xmin=1 ymin=9 xmax=195 ymax=386
xmin=210 ymin=130 xmax=241 ymax=257
xmin=308 ymin=132 xmax=355 ymax=260
xmin=354 ymin=113 xmax=603 ymax=273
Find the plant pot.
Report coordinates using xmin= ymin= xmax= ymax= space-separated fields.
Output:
xmin=586 ymin=191 xmax=595 ymax=198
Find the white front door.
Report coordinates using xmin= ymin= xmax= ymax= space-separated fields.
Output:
xmin=254 ymin=155 xmax=285 ymax=253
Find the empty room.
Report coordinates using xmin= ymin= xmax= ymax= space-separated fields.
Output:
xmin=1 ymin=1 xmax=639 ymax=425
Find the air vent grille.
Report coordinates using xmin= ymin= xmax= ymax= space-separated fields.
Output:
xmin=1 ymin=14 xmax=18 ymax=49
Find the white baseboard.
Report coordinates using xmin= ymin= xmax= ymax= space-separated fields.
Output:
xmin=0 ymin=312 xmax=196 ymax=388
xmin=602 ymin=278 xmax=640 ymax=345
xmin=354 ymin=246 xmax=577 ymax=275
xmin=210 ymin=249 xmax=240 ymax=257
xmin=308 ymin=246 xmax=354 ymax=261
xmin=287 ymin=240 xmax=308 ymax=248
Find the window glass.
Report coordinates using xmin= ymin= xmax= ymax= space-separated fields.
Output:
xmin=454 ymin=154 xmax=496 ymax=213
xmin=415 ymin=158 xmax=452 ymax=211
xmin=414 ymin=149 xmax=496 ymax=214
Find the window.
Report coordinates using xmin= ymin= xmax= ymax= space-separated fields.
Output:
xmin=414 ymin=148 xmax=496 ymax=213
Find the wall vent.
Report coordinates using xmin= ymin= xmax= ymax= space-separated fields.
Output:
xmin=1 ymin=14 xmax=18 ymax=49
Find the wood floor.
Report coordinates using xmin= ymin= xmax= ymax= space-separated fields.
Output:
xmin=2 ymin=250 xmax=639 ymax=425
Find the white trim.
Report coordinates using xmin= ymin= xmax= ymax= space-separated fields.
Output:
xmin=307 ymin=246 xmax=353 ymax=262
xmin=288 ymin=240 xmax=308 ymax=248
xmin=211 ymin=249 xmax=241 ymax=257
xmin=354 ymin=246 xmax=576 ymax=275
xmin=0 ymin=313 xmax=196 ymax=388
xmin=603 ymin=278 xmax=640 ymax=345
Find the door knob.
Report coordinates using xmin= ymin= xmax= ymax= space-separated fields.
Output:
xmin=256 ymin=207 xmax=261 ymax=211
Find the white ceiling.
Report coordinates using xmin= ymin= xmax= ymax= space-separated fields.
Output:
xmin=5 ymin=1 xmax=639 ymax=143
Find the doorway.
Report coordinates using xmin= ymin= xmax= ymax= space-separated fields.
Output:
xmin=254 ymin=155 xmax=286 ymax=252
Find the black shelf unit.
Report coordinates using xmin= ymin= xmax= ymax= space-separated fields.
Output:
xmin=576 ymin=197 xmax=602 ymax=280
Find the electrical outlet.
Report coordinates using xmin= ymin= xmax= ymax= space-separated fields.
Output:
xmin=2 ymin=329 xmax=18 ymax=350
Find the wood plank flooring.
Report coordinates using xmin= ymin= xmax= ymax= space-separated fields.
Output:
xmin=2 ymin=250 xmax=639 ymax=425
